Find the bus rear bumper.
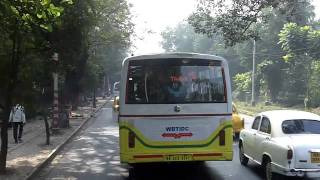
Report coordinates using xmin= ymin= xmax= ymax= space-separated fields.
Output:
xmin=121 ymin=151 xmax=233 ymax=164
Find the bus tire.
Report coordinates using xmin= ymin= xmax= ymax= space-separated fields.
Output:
xmin=128 ymin=165 xmax=137 ymax=179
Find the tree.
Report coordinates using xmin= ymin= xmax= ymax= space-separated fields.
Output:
xmin=0 ymin=0 xmax=72 ymax=172
xmin=188 ymin=0 xmax=315 ymax=46
xmin=279 ymin=23 xmax=320 ymax=106
xmin=258 ymin=60 xmax=282 ymax=102
xmin=49 ymin=0 xmax=133 ymax=107
xmin=233 ymin=72 xmax=252 ymax=101
xmin=160 ymin=22 xmax=245 ymax=78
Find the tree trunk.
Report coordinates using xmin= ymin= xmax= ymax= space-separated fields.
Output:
xmin=0 ymin=26 xmax=21 ymax=173
xmin=44 ymin=115 xmax=50 ymax=145
xmin=93 ymin=85 xmax=96 ymax=108
xmin=0 ymin=119 xmax=8 ymax=174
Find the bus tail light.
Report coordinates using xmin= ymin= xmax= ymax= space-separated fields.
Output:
xmin=219 ymin=130 xmax=225 ymax=146
xmin=287 ymin=149 xmax=293 ymax=160
xmin=128 ymin=131 xmax=135 ymax=148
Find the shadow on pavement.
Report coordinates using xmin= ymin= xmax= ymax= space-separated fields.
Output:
xmin=35 ymin=107 xmax=129 ymax=180
xmin=126 ymin=162 xmax=219 ymax=180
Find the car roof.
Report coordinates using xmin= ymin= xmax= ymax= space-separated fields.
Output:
xmin=255 ymin=110 xmax=320 ymax=137
xmin=258 ymin=110 xmax=320 ymax=121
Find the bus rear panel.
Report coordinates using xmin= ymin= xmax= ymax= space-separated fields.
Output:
xmin=118 ymin=53 xmax=232 ymax=163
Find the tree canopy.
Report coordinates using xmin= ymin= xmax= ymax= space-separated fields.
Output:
xmin=188 ymin=0 xmax=315 ymax=46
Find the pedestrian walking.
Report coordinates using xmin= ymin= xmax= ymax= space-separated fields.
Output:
xmin=9 ymin=104 xmax=26 ymax=143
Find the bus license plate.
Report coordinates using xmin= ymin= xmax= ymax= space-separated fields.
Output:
xmin=311 ymin=152 xmax=320 ymax=163
xmin=164 ymin=154 xmax=193 ymax=161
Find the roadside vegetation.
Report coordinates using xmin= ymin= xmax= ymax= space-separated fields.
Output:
xmin=236 ymin=101 xmax=320 ymax=116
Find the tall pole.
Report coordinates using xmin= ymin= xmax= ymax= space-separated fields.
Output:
xmin=52 ymin=53 xmax=59 ymax=129
xmin=251 ymin=39 xmax=256 ymax=106
xmin=92 ymin=27 xmax=98 ymax=108
xmin=107 ymin=75 xmax=110 ymax=96
xmin=103 ymin=75 xmax=106 ymax=98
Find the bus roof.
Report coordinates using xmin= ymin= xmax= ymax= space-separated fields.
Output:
xmin=123 ymin=52 xmax=227 ymax=64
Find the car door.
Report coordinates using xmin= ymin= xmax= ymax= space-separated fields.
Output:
xmin=244 ymin=116 xmax=261 ymax=158
xmin=254 ymin=116 xmax=271 ymax=163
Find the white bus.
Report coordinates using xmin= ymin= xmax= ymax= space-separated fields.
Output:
xmin=114 ymin=53 xmax=233 ymax=164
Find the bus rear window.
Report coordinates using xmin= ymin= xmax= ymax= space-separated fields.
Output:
xmin=126 ymin=58 xmax=226 ymax=104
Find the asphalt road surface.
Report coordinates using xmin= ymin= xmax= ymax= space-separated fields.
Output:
xmin=34 ymin=104 xmax=309 ymax=180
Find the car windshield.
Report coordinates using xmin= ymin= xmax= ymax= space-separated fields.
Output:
xmin=282 ymin=119 xmax=320 ymax=134
xmin=126 ymin=58 xmax=226 ymax=104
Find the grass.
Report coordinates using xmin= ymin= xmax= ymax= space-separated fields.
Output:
xmin=235 ymin=101 xmax=320 ymax=116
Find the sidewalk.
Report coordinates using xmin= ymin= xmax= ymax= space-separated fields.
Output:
xmin=0 ymin=97 xmax=108 ymax=180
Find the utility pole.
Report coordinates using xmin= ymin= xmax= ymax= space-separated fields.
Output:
xmin=251 ymin=39 xmax=256 ymax=106
xmin=52 ymin=52 xmax=60 ymax=129
xmin=92 ymin=27 xmax=99 ymax=108
xmin=103 ymin=75 xmax=106 ymax=98
xmin=107 ymin=75 xmax=110 ymax=97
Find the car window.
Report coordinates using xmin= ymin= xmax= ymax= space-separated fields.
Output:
xmin=260 ymin=117 xmax=271 ymax=134
xmin=252 ymin=116 xmax=261 ymax=130
xmin=282 ymin=119 xmax=320 ymax=134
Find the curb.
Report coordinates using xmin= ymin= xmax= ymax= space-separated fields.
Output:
xmin=24 ymin=100 xmax=109 ymax=180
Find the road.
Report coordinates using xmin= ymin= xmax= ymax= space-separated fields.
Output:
xmin=33 ymin=104 xmax=283 ymax=180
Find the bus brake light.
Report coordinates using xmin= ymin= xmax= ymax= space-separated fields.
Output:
xmin=219 ymin=130 xmax=225 ymax=146
xmin=129 ymin=131 xmax=135 ymax=148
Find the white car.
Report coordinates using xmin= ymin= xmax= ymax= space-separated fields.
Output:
xmin=239 ymin=110 xmax=320 ymax=180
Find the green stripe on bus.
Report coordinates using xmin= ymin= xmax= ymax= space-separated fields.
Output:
xmin=119 ymin=124 xmax=232 ymax=149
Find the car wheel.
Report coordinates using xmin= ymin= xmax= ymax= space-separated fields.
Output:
xmin=264 ymin=158 xmax=280 ymax=180
xmin=239 ymin=143 xmax=249 ymax=166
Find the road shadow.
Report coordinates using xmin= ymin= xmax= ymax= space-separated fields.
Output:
xmin=35 ymin=108 xmax=130 ymax=180
xmin=125 ymin=162 xmax=219 ymax=180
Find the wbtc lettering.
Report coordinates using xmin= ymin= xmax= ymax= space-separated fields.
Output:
xmin=165 ymin=127 xmax=189 ymax=132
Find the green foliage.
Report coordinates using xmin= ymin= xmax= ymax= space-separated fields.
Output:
xmin=0 ymin=0 xmax=71 ymax=33
xmin=279 ymin=23 xmax=311 ymax=60
xmin=309 ymin=61 xmax=320 ymax=107
xmin=81 ymin=59 xmax=104 ymax=91
xmin=160 ymin=22 xmax=245 ymax=78
xmin=45 ymin=0 xmax=133 ymax=103
xmin=0 ymin=0 xmax=133 ymax=110
xmin=165 ymin=1 xmax=316 ymax=105
xmin=161 ymin=24 xmax=197 ymax=52
xmin=233 ymin=72 xmax=252 ymax=93
xmin=308 ymin=30 xmax=320 ymax=59
xmin=279 ymin=22 xmax=320 ymax=106
xmin=188 ymin=0 xmax=314 ymax=46
xmin=233 ymin=72 xmax=252 ymax=101
xmin=258 ymin=60 xmax=282 ymax=101
xmin=84 ymin=0 xmax=133 ymax=94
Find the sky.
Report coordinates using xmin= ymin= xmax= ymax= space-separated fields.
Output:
xmin=128 ymin=0 xmax=320 ymax=55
